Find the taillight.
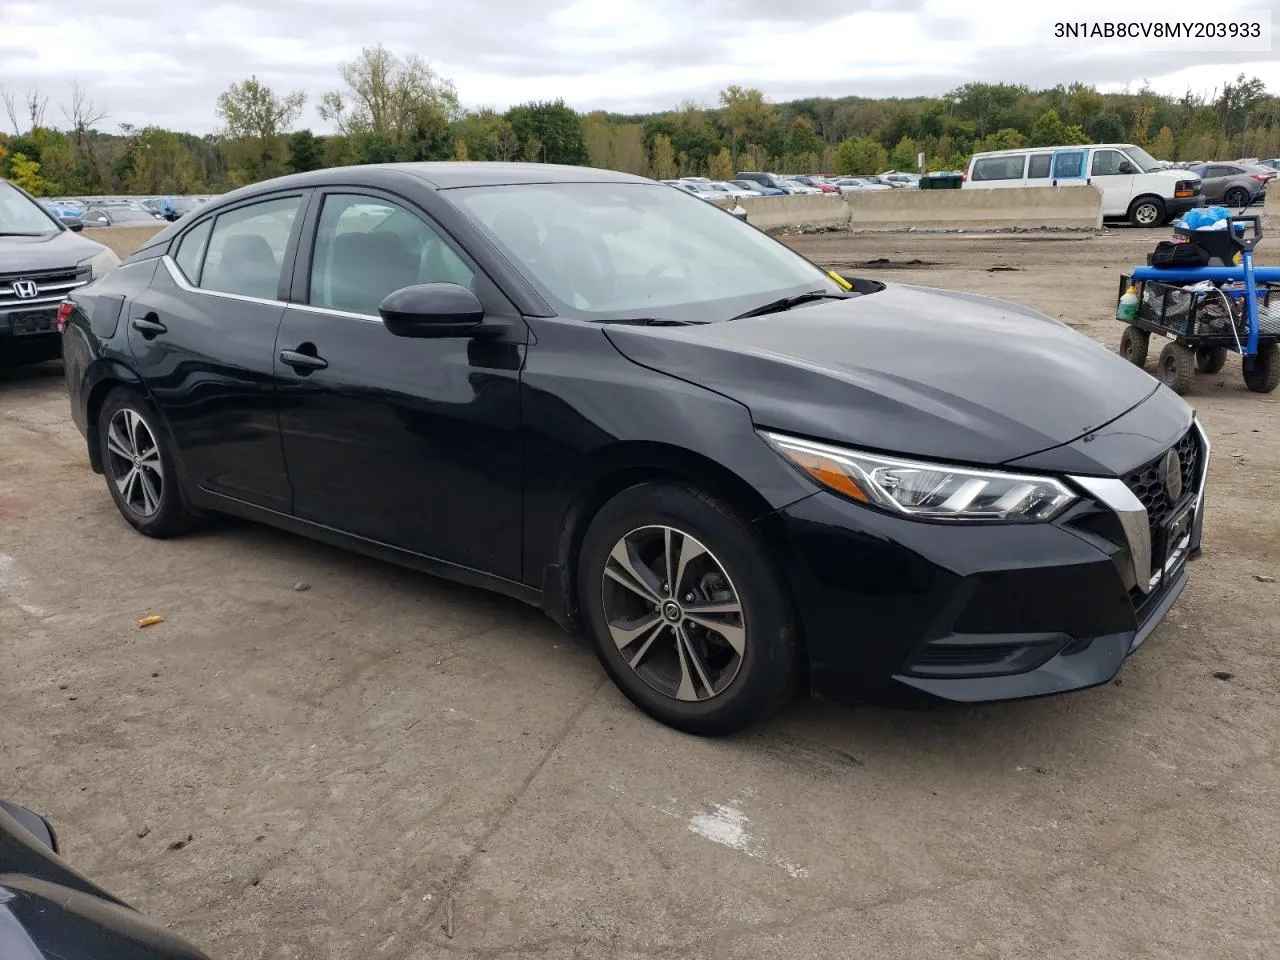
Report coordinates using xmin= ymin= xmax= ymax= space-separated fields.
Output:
xmin=56 ymin=301 xmax=74 ymax=333
xmin=1251 ymin=173 xmax=1270 ymax=182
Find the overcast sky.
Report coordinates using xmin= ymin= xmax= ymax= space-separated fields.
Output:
xmin=1 ymin=0 xmax=1275 ymax=135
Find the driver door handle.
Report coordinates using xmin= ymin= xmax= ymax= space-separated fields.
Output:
xmin=131 ymin=316 xmax=167 ymax=335
xmin=279 ymin=348 xmax=328 ymax=372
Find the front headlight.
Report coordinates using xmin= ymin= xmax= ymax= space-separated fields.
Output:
xmin=761 ymin=431 xmax=1077 ymax=522
xmin=78 ymin=246 xmax=121 ymax=280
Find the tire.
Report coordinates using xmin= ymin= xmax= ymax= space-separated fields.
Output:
xmin=98 ymin=387 xmax=199 ymax=538
xmin=1195 ymin=346 xmax=1227 ymax=374
xmin=1128 ymin=196 xmax=1166 ymax=228
xmin=576 ymin=482 xmax=798 ymax=736
xmin=1224 ymin=187 xmax=1250 ymax=209
xmin=1243 ymin=343 xmax=1280 ymax=393
xmin=1119 ymin=326 xmax=1150 ymax=366
xmin=1156 ymin=341 xmax=1196 ymax=395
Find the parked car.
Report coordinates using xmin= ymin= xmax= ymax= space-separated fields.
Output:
xmin=1 ymin=178 xmax=118 ymax=365
xmin=1186 ymin=162 xmax=1273 ymax=208
xmin=42 ymin=200 xmax=85 ymax=228
xmin=735 ymin=171 xmax=791 ymax=193
xmin=63 ymin=162 xmax=1210 ymax=734
xmin=782 ymin=179 xmax=822 ymax=195
xmin=702 ymin=181 xmax=756 ymax=199
xmin=830 ymin=177 xmax=892 ymax=193
xmin=81 ymin=206 xmax=167 ymax=228
xmin=0 ymin=800 xmax=211 ymax=959
xmin=143 ymin=197 xmax=202 ymax=222
xmin=732 ymin=179 xmax=783 ymax=196
xmin=791 ymin=176 xmax=838 ymax=194
xmin=878 ymin=172 xmax=921 ymax=188
xmin=1256 ymin=158 xmax=1279 ymax=171
xmin=963 ymin=143 xmax=1204 ymax=227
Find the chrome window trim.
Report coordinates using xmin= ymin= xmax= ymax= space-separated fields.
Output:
xmin=1070 ymin=475 xmax=1151 ymax=593
xmin=285 ymin=302 xmax=383 ymax=324
xmin=160 ymin=255 xmax=285 ymax=308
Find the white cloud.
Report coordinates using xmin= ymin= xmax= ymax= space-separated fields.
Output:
xmin=0 ymin=0 xmax=1275 ymax=134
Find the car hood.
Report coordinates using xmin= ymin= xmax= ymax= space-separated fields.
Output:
xmin=604 ymin=283 xmax=1159 ymax=466
xmin=0 ymin=230 xmax=106 ymax=272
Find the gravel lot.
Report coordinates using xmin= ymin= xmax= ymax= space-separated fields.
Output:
xmin=3 ymin=228 xmax=1278 ymax=960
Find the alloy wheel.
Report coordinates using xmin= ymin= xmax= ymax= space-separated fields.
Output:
xmin=1135 ymin=202 xmax=1159 ymax=226
xmin=600 ymin=525 xmax=746 ymax=702
xmin=106 ymin=408 xmax=164 ymax=517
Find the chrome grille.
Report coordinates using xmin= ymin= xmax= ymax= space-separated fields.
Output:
xmin=0 ymin=267 xmax=90 ymax=311
xmin=1123 ymin=428 xmax=1201 ymax=542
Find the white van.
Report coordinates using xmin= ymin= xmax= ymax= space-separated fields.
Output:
xmin=962 ymin=144 xmax=1204 ymax=227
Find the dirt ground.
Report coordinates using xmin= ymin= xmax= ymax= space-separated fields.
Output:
xmin=3 ymin=227 xmax=1278 ymax=960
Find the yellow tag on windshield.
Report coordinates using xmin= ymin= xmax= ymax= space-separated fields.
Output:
xmin=828 ymin=270 xmax=853 ymax=291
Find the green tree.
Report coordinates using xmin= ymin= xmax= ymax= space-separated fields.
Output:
xmin=888 ymin=135 xmax=919 ymax=171
xmin=452 ymin=108 xmax=516 ymax=161
xmin=719 ymin=85 xmax=773 ymax=170
xmin=834 ymin=137 xmax=887 ymax=175
xmin=215 ymin=75 xmax=305 ymax=180
xmin=522 ymin=135 xmax=543 ymax=163
xmin=648 ymin=134 xmax=677 ymax=179
xmin=1029 ymin=109 xmax=1069 ymax=146
xmin=286 ymin=130 xmax=324 ymax=173
xmin=708 ymin=147 xmax=734 ymax=181
xmin=504 ymin=100 xmax=587 ymax=165
xmin=7 ymin=152 xmax=49 ymax=194
xmin=789 ymin=115 xmax=823 ymax=157
xmin=1150 ymin=125 xmax=1175 ymax=160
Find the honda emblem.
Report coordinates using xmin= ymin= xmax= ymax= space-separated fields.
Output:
xmin=11 ymin=279 xmax=39 ymax=299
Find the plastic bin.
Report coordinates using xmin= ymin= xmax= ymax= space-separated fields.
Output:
xmin=921 ymin=172 xmax=963 ymax=190
xmin=1173 ymin=225 xmax=1243 ymax=266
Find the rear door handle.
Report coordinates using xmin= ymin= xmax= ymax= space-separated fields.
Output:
xmin=279 ymin=348 xmax=328 ymax=372
xmin=131 ymin=316 xmax=167 ymax=336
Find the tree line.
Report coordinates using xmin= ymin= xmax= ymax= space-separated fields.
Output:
xmin=1 ymin=47 xmax=1276 ymax=198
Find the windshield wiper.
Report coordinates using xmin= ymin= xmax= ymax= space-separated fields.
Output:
xmin=605 ymin=317 xmax=707 ymax=326
xmin=729 ymin=290 xmax=849 ymax=321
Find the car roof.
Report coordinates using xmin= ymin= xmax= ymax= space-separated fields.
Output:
xmin=970 ymin=143 xmax=1138 ymax=158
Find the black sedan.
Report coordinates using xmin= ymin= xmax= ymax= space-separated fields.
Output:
xmin=62 ymin=162 xmax=1209 ymax=734
xmin=0 ymin=801 xmax=209 ymax=958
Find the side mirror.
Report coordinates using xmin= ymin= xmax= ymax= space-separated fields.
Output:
xmin=1118 ymin=162 xmax=1136 ymax=174
xmin=380 ymin=283 xmax=486 ymax=338
xmin=69 ymin=220 xmax=84 ymax=232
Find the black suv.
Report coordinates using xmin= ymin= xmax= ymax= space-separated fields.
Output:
xmin=1 ymin=178 xmax=120 ymax=365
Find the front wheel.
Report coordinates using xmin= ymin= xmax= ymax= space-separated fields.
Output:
xmin=1128 ymin=196 xmax=1166 ymax=228
xmin=1243 ymin=343 xmax=1280 ymax=393
xmin=577 ymin=482 xmax=799 ymax=735
xmin=98 ymin=388 xmax=199 ymax=538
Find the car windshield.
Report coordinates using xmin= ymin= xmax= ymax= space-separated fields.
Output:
xmin=454 ymin=181 xmax=844 ymax=322
xmin=0 ymin=180 xmax=60 ymax=236
xmin=1123 ymin=145 xmax=1162 ymax=173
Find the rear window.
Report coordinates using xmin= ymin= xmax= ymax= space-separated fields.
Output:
xmin=971 ymin=155 xmax=1026 ymax=181
xmin=1027 ymin=154 xmax=1052 ymax=179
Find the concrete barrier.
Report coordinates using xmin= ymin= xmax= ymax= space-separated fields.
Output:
xmin=1264 ymin=188 xmax=1280 ymax=233
xmin=845 ymin=185 xmax=1103 ymax=231
xmin=737 ymin=193 xmax=851 ymax=230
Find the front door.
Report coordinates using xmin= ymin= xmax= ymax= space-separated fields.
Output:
xmin=126 ymin=192 xmax=306 ymax=511
xmin=274 ymin=189 xmax=527 ymax=581
xmin=1051 ymin=149 xmax=1088 ymax=188
xmin=1089 ymin=148 xmax=1137 ymax=217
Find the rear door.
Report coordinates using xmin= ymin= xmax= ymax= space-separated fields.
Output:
xmin=1196 ymin=165 xmax=1228 ymax=202
xmin=125 ymin=192 xmax=306 ymax=512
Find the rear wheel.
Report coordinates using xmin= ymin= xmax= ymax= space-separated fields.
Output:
xmin=1156 ymin=342 xmax=1196 ymax=395
xmin=576 ymin=482 xmax=798 ymax=735
xmin=1243 ymin=343 xmax=1280 ymax=393
xmin=1195 ymin=346 xmax=1227 ymax=374
xmin=1119 ymin=326 xmax=1149 ymax=366
xmin=1128 ymin=196 xmax=1166 ymax=228
xmin=98 ymin=388 xmax=199 ymax=538
xmin=1224 ymin=187 xmax=1250 ymax=209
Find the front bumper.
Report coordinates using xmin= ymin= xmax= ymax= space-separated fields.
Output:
xmin=769 ymin=421 xmax=1208 ymax=705
xmin=1166 ymin=194 xmax=1206 ymax=219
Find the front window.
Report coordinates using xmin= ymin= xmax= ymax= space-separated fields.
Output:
xmin=1122 ymin=145 xmax=1162 ymax=173
xmin=453 ymin=181 xmax=845 ymax=322
xmin=0 ymin=180 xmax=60 ymax=236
